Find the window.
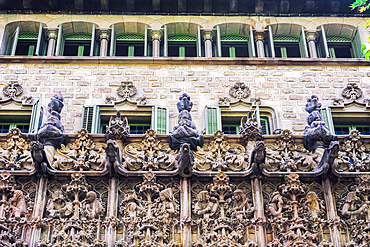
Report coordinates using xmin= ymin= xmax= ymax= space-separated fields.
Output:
xmin=109 ymin=24 xmax=150 ymax=57
xmin=205 ymin=105 xmax=271 ymax=135
xmin=55 ymin=23 xmax=99 ymax=56
xmin=81 ymin=105 xmax=168 ymax=134
xmin=214 ymin=24 xmax=256 ymax=58
xmin=317 ymin=25 xmax=363 ymax=58
xmin=6 ymin=23 xmax=47 ymax=56
xmin=266 ymin=26 xmax=308 ymax=58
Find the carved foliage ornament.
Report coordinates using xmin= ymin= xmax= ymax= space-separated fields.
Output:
xmin=342 ymin=82 xmax=363 ymax=101
xmin=53 ymin=129 xmax=106 ymax=171
xmin=105 ymin=111 xmax=129 ymax=141
xmin=0 ymin=128 xmax=33 ymax=170
xmin=2 ymin=81 xmax=23 ymax=99
xmin=229 ymin=82 xmax=251 ymax=100
xmin=266 ymin=130 xmax=319 ymax=172
xmin=192 ymin=172 xmax=256 ymax=247
xmin=117 ymin=81 xmax=137 ymax=100
xmin=117 ymin=172 xmax=180 ymax=246
xmin=194 ymin=130 xmax=249 ymax=172
xmin=334 ymin=130 xmax=370 ymax=172
xmin=123 ymin=129 xmax=178 ymax=171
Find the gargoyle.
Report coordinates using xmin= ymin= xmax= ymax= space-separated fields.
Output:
xmin=105 ymin=139 xmax=121 ymax=176
xmin=177 ymin=143 xmax=194 ymax=178
xmin=30 ymin=141 xmax=49 ymax=174
xmin=250 ymin=141 xmax=266 ymax=175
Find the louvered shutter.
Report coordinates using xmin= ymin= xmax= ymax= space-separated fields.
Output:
xmin=299 ymin=26 xmax=309 ymax=58
xmin=163 ymin=25 xmax=168 ymax=57
xmin=320 ymin=107 xmax=335 ymax=134
xmin=318 ymin=25 xmax=329 ymax=58
xmin=268 ymin=26 xmax=275 ymax=58
xmin=205 ymin=106 xmax=221 ymax=135
xmin=29 ymin=97 xmax=43 ymax=134
xmin=55 ymin=24 xmax=64 ymax=56
xmin=248 ymin=25 xmax=256 ymax=58
xmin=81 ymin=105 xmax=100 ymax=134
xmin=110 ymin=25 xmax=116 ymax=56
xmin=152 ymin=106 xmax=169 ymax=134
xmin=216 ymin=25 xmax=222 ymax=57
xmin=90 ymin=24 xmax=96 ymax=56
xmin=10 ymin=26 xmax=20 ymax=56
xmin=197 ymin=25 xmax=201 ymax=57
xmin=351 ymin=26 xmax=363 ymax=58
xmin=35 ymin=23 xmax=46 ymax=56
xmin=144 ymin=24 xmax=148 ymax=57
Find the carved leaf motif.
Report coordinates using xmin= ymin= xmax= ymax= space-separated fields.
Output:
xmin=117 ymin=81 xmax=137 ymax=100
xmin=3 ymin=81 xmax=23 ymax=99
xmin=229 ymin=82 xmax=251 ymax=100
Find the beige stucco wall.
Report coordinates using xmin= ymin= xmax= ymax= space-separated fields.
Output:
xmin=1 ymin=61 xmax=369 ymax=134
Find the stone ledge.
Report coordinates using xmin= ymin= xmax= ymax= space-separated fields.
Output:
xmin=1 ymin=56 xmax=369 ymax=66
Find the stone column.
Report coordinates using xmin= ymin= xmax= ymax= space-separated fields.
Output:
xmin=254 ymin=30 xmax=266 ymax=58
xmin=106 ymin=177 xmax=118 ymax=247
xmin=323 ymin=177 xmax=342 ymax=247
xmin=180 ymin=178 xmax=191 ymax=247
xmin=150 ymin=30 xmax=162 ymax=57
xmin=29 ymin=176 xmax=48 ymax=247
xmin=98 ymin=29 xmax=110 ymax=57
xmin=306 ymin=31 xmax=318 ymax=58
xmin=252 ymin=176 xmax=267 ymax=247
xmin=202 ymin=30 xmax=214 ymax=58
xmin=46 ymin=29 xmax=57 ymax=56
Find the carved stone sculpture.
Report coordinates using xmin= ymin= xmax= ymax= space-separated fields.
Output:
xmin=342 ymin=82 xmax=363 ymax=101
xmin=229 ymin=82 xmax=251 ymax=100
xmin=82 ymin=191 xmax=104 ymax=220
xmin=117 ymin=81 xmax=137 ymax=100
xmin=9 ymin=190 xmax=27 ymax=220
xmin=105 ymin=111 xmax=129 ymax=141
xmin=2 ymin=81 xmax=23 ymax=100
xmin=168 ymin=93 xmax=204 ymax=151
xmin=46 ymin=190 xmax=73 ymax=219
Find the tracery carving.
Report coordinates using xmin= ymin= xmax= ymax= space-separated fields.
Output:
xmin=53 ymin=129 xmax=106 ymax=171
xmin=117 ymin=81 xmax=137 ymax=100
xmin=40 ymin=172 xmax=106 ymax=247
xmin=2 ymin=81 xmax=23 ymax=100
xmin=192 ymin=172 xmax=256 ymax=246
xmin=0 ymin=128 xmax=33 ymax=170
xmin=334 ymin=129 xmax=370 ymax=172
xmin=117 ymin=172 xmax=180 ymax=247
xmin=105 ymin=111 xmax=129 ymax=141
xmin=122 ymin=129 xmax=178 ymax=171
xmin=342 ymin=82 xmax=363 ymax=101
xmin=339 ymin=174 xmax=370 ymax=247
xmin=265 ymin=173 xmax=329 ymax=247
xmin=193 ymin=130 xmax=249 ymax=172
xmin=266 ymin=130 xmax=320 ymax=172
xmin=229 ymin=82 xmax=251 ymax=100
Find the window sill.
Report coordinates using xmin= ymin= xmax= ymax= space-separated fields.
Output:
xmin=0 ymin=56 xmax=369 ymax=65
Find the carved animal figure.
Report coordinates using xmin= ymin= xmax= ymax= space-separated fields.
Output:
xmin=177 ymin=143 xmax=194 ymax=178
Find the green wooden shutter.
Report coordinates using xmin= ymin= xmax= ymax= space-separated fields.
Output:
xmin=90 ymin=24 xmax=96 ymax=56
xmin=163 ymin=25 xmax=168 ymax=57
xmin=205 ymin=106 xmax=221 ymax=134
xmin=144 ymin=24 xmax=148 ymax=57
xmin=299 ymin=26 xmax=309 ymax=58
xmin=110 ymin=25 xmax=116 ymax=56
xmin=351 ymin=26 xmax=363 ymax=58
xmin=217 ymin=25 xmax=222 ymax=57
xmin=179 ymin=46 xmax=185 ymax=57
xmin=81 ymin=105 xmax=100 ymax=134
xmin=29 ymin=97 xmax=43 ymax=134
xmin=35 ymin=23 xmax=46 ymax=56
xmin=229 ymin=46 xmax=236 ymax=57
xmin=196 ymin=25 xmax=201 ymax=57
xmin=260 ymin=117 xmax=269 ymax=135
xmin=268 ymin=26 xmax=275 ymax=58
xmin=128 ymin=46 xmax=135 ymax=57
xmin=248 ymin=25 xmax=256 ymax=58
xmin=319 ymin=25 xmax=329 ymax=58
xmin=320 ymin=107 xmax=335 ymax=134
xmin=55 ymin=24 xmax=64 ymax=56
xmin=152 ymin=106 xmax=169 ymax=134
xmin=10 ymin=26 xmax=20 ymax=56
xmin=281 ymin=47 xmax=287 ymax=58
xmin=329 ymin=47 xmax=336 ymax=58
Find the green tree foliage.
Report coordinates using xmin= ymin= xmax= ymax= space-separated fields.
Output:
xmin=351 ymin=0 xmax=370 ymax=60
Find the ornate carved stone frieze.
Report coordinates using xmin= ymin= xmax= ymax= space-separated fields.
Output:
xmin=265 ymin=173 xmax=329 ymax=247
xmin=53 ymin=129 xmax=106 ymax=171
xmin=117 ymin=172 xmax=180 ymax=246
xmin=229 ymin=82 xmax=251 ymax=101
xmin=194 ymin=130 xmax=249 ymax=172
xmin=339 ymin=174 xmax=370 ymax=247
xmin=342 ymin=82 xmax=363 ymax=101
xmin=0 ymin=128 xmax=33 ymax=170
xmin=192 ymin=172 xmax=256 ymax=246
xmin=105 ymin=111 xmax=129 ymax=141
xmin=266 ymin=130 xmax=320 ymax=172
xmin=123 ymin=129 xmax=178 ymax=171
xmin=40 ymin=172 xmax=106 ymax=247
xmin=1 ymin=81 xmax=23 ymax=101
xmin=334 ymin=130 xmax=370 ymax=172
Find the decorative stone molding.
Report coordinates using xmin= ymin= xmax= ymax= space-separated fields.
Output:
xmin=117 ymin=81 xmax=137 ymax=100
xmin=2 ymin=81 xmax=23 ymax=100
xmin=218 ymin=96 xmax=231 ymax=106
xmin=342 ymin=82 xmax=363 ymax=101
xmin=229 ymin=82 xmax=250 ymax=101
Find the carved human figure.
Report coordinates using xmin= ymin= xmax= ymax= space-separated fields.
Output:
xmin=124 ymin=190 xmax=144 ymax=219
xmin=230 ymin=189 xmax=254 ymax=219
xmin=46 ymin=190 xmax=73 ymax=219
xmin=341 ymin=191 xmax=368 ymax=220
xmin=82 ymin=191 xmax=104 ymax=220
xmin=304 ymin=192 xmax=322 ymax=219
xmin=156 ymin=188 xmax=177 ymax=223
xmin=267 ymin=192 xmax=284 ymax=218
xmin=194 ymin=191 xmax=218 ymax=219
xmin=9 ymin=190 xmax=27 ymax=220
